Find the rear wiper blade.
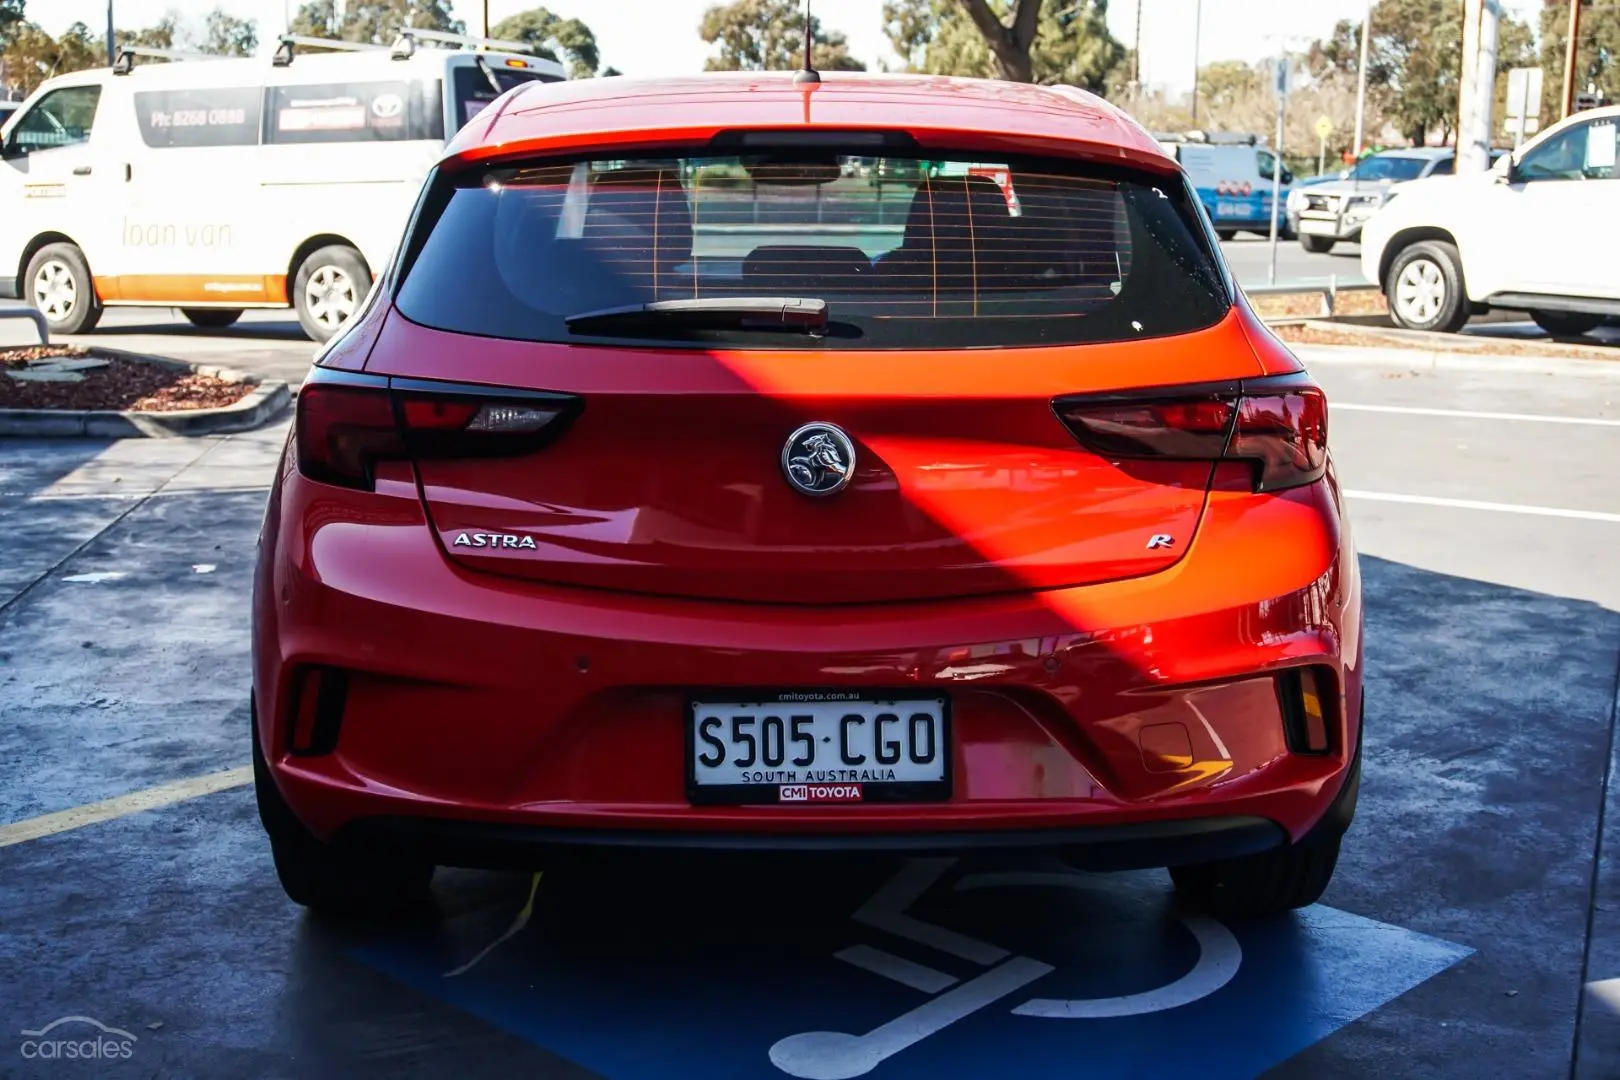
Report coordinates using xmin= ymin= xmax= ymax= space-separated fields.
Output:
xmin=564 ymin=297 xmax=828 ymax=336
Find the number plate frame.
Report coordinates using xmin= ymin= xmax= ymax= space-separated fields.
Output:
xmin=685 ymin=689 xmax=953 ymax=806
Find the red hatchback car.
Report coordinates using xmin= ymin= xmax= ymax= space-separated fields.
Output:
xmin=251 ymin=71 xmax=1363 ymax=919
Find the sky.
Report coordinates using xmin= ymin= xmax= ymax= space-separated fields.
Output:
xmin=35 ymin=0 xmax=1551 ymax=95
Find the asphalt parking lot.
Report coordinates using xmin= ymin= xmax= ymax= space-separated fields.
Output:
xmin=1 ymin=341 xmax=1618 ymax=1079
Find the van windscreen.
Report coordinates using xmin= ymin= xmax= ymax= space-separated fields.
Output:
xmin=395 ymin=151 xmax=1231 ymax=349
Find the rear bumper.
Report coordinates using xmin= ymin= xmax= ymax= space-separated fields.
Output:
xmin=253 ymin=462 xmax=1364 ymax=855
xmin=337 ymin=814 xmax=1291 ymax=871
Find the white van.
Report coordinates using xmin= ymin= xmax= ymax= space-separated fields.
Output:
xmin=1156 ymin=133 xmax=1295 ymax=240
xmin=0 ymin=31 xmax=565 ymax=341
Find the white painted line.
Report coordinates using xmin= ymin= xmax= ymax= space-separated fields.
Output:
xmin=1588 ymin=978 xmax=1620 ymax=1017
xmin=444 ymin=872 xmax=542 ymax=978
xmin=851 ymin=857 xmax=1008 ymax=967
xmin=0 ymin=766 xmax=251 ymax=848
xmin=1345 ymin=490 xmax=1620 ymax=524
xmin=833 ymin=945 xmax=958 ymax=994
xmin=953 ymin=871 xmax=1243 ymax=1019
xmin=62 ymin=571 xmax=127 ymax=583
xmin=770 ymin=956 xmax=1054 ymax=1080
xmin=1335 ymin=402 xmax=1620 ymax=426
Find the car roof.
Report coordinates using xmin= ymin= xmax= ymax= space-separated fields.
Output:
xmin=447 ymin=71 xmax=1172 ymax=173
xmin=1376 ymin=147 xmax=1453 ymax=159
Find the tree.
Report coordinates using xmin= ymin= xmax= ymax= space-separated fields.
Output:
xmin=1 ymin=21 xmax=101 ymax=95
xmin=491 ymin=8 xmax=601 ymax=79
xmin=117 ymin=13 xmax=178 ymax=51
xmin=201 ymin=8 xmax=258 ymax=57
xmin=290 ymin=0 xmax=462 ymax=46
xmin=1539 ymin=0 xmax=1620 ymax=118
xmin=0 ymin=0 xmax=25 ymax=49
xmin=699 ymin=0 xmax=865 ymax=72
xmin=882 ymin=0 xmax=1124 ymax=92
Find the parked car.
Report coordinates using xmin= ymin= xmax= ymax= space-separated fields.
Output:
xmin=1286 ymin=147 xmax=1503 ymax=253
xmin=0 ymin=31 xmax=565 ymax=341
xmin=1362 ymin=106 xmax=1620 ymax=334
xmin=253 ymin=71 xmax=1363 ymax=922
xmin=1157 ymin=134 xmax=1295 ymax=239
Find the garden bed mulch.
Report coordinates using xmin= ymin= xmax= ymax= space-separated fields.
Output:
xmin=1 ymin=346 xmax=253 ymax=412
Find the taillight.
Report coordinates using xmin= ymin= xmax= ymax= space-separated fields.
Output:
xmin=1055 ymin=372 xmax=1327 ymax=492
xmin=295 ymin=369 xmax=578 ymax=490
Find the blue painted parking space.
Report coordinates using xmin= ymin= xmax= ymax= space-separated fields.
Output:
xmin=352 ymin=857 xmax=1471 ymax=1080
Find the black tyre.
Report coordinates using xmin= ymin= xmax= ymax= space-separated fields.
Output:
xmin=181 ymin=307 xmax=242 ymax=329
xmin=1215 ymin=228 xmax=1238 ymax=241
xmin=1300 ymin=234 xmax=1336 ymax=255
xmin=252 ymin=712 xmax=433 ymax=917
xmin=26 ymin=242 xmax=102 ymax=335
xmin=1171 ymin=740 xmax=1360 ymax=919
xmin=1531 ymin=310 xmax=1603 ymax=337
xmin=1385 ymin=240 xmax=1470 ymax=333
xmin=291 ymin=243 xmax=369 ymax=343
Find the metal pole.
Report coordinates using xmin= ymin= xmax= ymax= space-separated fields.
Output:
xmin=1561 ymin=0 xmax=1582 ymax=119
xmin=1353 ymin=0 xmax=1371 ymax=156
xmin=482 ymin=0 xmax=491 ymax=38
xmin=1319 ymin=135 xmax=1326 ymax=176
xmin=1515 ymin=69 xmax=1530 ymax=148
xmin=1269 ymin=69 xmax=1284 ymax=285
xmin=1191 ymin=0 xmax=1202 ymax=124
xmin=106 ymin=0 xmax=116 ymax=66
xmin=1132 ymin=0 xmax=1143 ymax=99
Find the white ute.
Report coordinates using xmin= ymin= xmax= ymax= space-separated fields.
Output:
xmin=1361 ymin=105 xmax=1620 ymax=336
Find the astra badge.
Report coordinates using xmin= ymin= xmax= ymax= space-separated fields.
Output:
xmin=782 ymin=422 xmax=856 ymax=497
xmin=453 ymin=531 xmax=537 ymax=550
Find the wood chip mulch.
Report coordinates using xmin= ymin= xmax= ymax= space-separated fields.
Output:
xmin=1 ymin=349 xmax=253 ymax=412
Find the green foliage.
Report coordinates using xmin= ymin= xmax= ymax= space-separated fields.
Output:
xmin=289 ymin=0 xmax=463 ymax=46
xmin=491 ymin=8 xmax=601 ymax=79
xmin=1539 ymin=0 xmax=1620 ymax=116
xmin=1 ymin=20 xmax=101 ymax=95
xmin=700 ymin=0 xmax=865 ymax=72
xmin=0 ymin=0 xmax=25 ymax=49
xmin=881 ymin=0 xmax=1124 ymax=92
xmin=202 ymin=8 xmax=258 ymax=57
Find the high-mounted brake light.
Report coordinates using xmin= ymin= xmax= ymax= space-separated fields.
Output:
xmin=295 ymin=370 xmax=578 ymax=490
xmin=1055 ymin=373 xmax=1327 ymax=492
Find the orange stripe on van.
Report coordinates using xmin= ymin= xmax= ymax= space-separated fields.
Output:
xmin=92 ymin=275 xmax=288 ymax=305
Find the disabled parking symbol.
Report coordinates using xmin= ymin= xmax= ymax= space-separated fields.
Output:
xmin=353 ymin=857 xmax=1472 ymax=1080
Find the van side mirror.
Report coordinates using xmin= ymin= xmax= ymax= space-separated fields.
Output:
xmin=1493 ymin=154 xmax=1516 ymax=184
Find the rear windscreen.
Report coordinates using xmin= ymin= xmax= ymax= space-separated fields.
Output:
xmin=394 ymin=151 xmax=1230 ymax=349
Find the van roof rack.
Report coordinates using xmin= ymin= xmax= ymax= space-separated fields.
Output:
xmin=389 ymin=27 xmax=538 ymax=59
xmin=111 ymin=45 xmax=227 ymax=75
xmin=272 ymin=33 xmax=390 ymax=67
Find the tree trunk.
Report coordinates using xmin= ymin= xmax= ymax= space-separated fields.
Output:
xmin=992 ymin=45 xmax=1035 ymax=83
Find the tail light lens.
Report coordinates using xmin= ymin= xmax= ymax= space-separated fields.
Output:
xmin=1055 ymin=372 xmax=1327 ymax=492
xmin=295 ymin=370 xmax=579 ymax=490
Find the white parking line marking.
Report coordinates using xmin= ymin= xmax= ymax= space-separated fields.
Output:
xmin=1335 ymin=403 xmax=1620 ymax=426
xmin=443 ymin=872 xmax=543 ymax=978
xmin=1345 ymin=490 xmax=1620 ymax=523
xmin=0 ymin=766 xmax=251 ymax=848
xmin=769 ymin=956 xmax=1054 ymax=1080
xmin=850 ymin=857 xmax=1009 ymax=966
xmin=833 ymin=945 xmax=958 ymax=994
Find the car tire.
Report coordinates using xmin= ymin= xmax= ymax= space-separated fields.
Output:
xmin=26 ymin=242 xmax=102 ymax=335
xmin=181 ymin=307 xmax=242 ymax=329
xmin=1171 ymin=726 xmax=1361 ymax=919
xmin=1215 ymin=229 xmax=1238 ymax=241
xmin=1530 ymin=310 xmax=1603 ymax=337
xmin=252 ymin=707 xmax=434 ymax=917
xmin=1385 ymin=240 xmax=1470 ymax=333
xmin=291 ymin=244 xmax=370 ymax=344
xmin=1299 ymin=234 xmax=1336 ymax=254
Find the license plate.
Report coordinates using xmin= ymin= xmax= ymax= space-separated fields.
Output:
xmin=687 ymin=691 xmax=950 ymax=805
xmin=1215 ymin=200 xmax=1247 ymax=217
xmin=1300 ymin=218 xmax=1339 ymax=235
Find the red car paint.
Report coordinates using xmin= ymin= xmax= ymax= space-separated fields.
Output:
xmin=252 ymin=73 xmax=1362 ymax=858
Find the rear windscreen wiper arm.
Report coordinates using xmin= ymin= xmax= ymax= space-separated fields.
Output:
xmin=564 ymin=297 xmax=828 ymax=336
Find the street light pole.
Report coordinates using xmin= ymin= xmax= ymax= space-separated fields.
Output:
xmin=106 ymin=0 xmax=116 ymax=66
xmin=1132 ymin=0 xmax=1143 ymax=100
xmin=1191 ymin=0 xmax=1202 ymax=125
xmin=1353 ymin=0 xmax=1371 ymax=157
xmin=1561 ymin=0 xmax=1582 ymax=119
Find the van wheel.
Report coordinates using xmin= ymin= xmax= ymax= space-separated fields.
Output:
xmin=1386 ymin=240 xmax=1469 ymax=333
xmin=1300 ymin=234 xmax=1336 ymax=254
xmin=292 ymin=245 xmax=369 ymax=343
xmin=181 ymin=308 xmax=242 ymax=329
xmin=26 ymin=243 xmax=102 ymax=335
xmin=1530 ymin=310 xmax=1602 ymax=337
xmin=1215 ymin=229 xmax=1238 ymax=241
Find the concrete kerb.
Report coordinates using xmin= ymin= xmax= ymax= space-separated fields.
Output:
xmin=1294 ymin=342 xmax=1620 ymax=379
xmin=0 ymin=346 xmax=291 ymax=438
